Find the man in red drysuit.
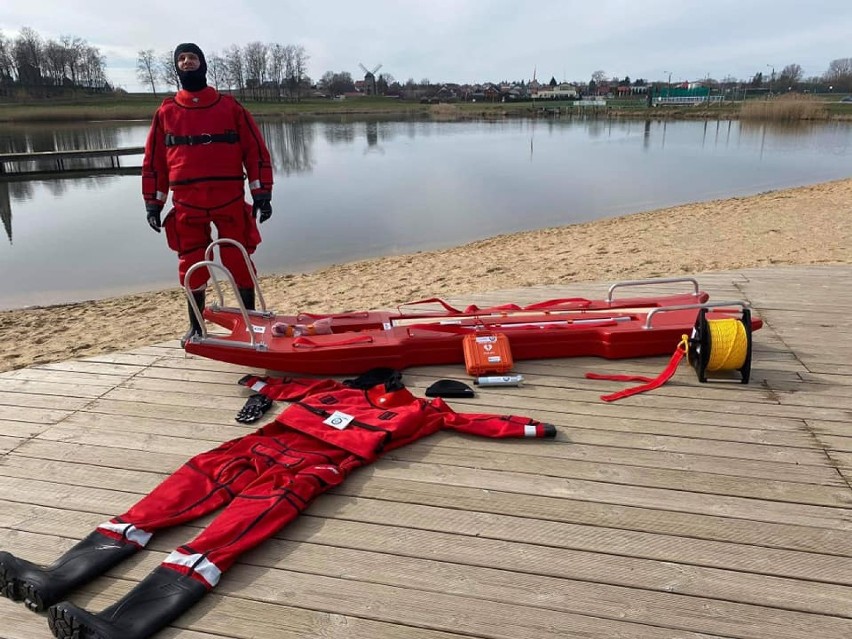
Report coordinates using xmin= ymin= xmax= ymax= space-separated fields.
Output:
xmin=0 ymin=370 xmax=556 ymax=639
xmin=143 ymin=42 xmax=274 ymax=342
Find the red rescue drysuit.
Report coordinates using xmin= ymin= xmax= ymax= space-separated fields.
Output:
xmin=94 ymin=375 xmax=556 ymax=589
xmin=142 ymin=86 xmax=273 ymax=289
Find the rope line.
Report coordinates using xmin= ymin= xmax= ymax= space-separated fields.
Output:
xmin=705 ymin=318 xmax=748 ymax=371
xmin=586 ymin=315 xmax=751 ymax=402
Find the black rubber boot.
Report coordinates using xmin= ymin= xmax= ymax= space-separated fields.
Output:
xmin=238 ymin=287 xmax=255 ymax=311
xmin=0 ymin=531 xmax=139 ymax=612
xmin=180 ymin=288 xmax=206 ymax=347
xmin=48 ymin=566 xmax=207 ymax=639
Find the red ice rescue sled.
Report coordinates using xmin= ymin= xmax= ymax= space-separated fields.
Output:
xmin=182 ymin=240 xmax=762 ymax=375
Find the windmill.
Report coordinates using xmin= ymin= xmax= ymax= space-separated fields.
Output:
xmin=359 ymin=62 xmax=383 ymax=95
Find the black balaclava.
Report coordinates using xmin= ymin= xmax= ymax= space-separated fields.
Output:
xmin=173 ymin=42 xmax=207 ymax=92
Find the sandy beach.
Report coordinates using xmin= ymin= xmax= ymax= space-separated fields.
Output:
xmin=2 ymin=177 xmax=850 ymax=373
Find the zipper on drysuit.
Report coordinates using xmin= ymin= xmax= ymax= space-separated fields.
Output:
xmin=295 ymin=402 xmax=393 ymax=453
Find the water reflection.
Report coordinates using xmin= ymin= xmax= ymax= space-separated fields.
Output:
xmin=258 ymin=120 xmax=316 ymax=175
xmin=0 ymin=123 xmax=129 ymax=176
xmin=0 ymin=122 xmax=124 ymax=153
xmin=322 ymin=121 xmax=356 ymax=144
xmin=0 ymin=182 xmax=10 ymax=244
xmin=0 ymin=117 xmax=851 ymax=309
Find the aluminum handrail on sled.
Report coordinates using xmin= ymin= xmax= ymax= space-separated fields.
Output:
xmin=203 ymin=238 xmax=268 ymax=313
xmin=643 ymin=301 xmax=750 ymax=330
xmin=606 ymin=277 xmax=700 ymax=303
xmin=183 ymin=261 xmax=265 ymax=350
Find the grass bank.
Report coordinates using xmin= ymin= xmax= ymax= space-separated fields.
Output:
xmin=1 ymin=93 xmax=850 ymax=124
xmin=740 ymin=94 xmax=830 ymax=121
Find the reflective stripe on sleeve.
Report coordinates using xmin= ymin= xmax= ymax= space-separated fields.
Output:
xmin=248 ymin=180 xmax=262 ymax=190
xmin=164 ymin=550 xmax=222 ymax=587
xmin=524 ymin=425 xmax=537 ymax=438
xmin=156 ymin=191 xmax=168 ymax=202
xmin=251 ymin=380 xmax=267 ymax=392
xmin=98 ymin=521 xmax=153 ymax=547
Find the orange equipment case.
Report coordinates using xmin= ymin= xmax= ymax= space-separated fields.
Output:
xmin=462 ymin=332 xmax=514 ymax=376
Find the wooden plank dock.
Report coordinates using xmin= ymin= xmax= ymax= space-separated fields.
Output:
xmin=0 ymin=264 xmax=850 ymax=639
xmin=0 ymin=147 xmax=144 ymax=177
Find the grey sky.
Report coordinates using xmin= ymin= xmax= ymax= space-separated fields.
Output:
xmin=2 ymin=0 xmax=850 ymax=91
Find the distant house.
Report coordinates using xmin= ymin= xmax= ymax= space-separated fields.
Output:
xmin=532 ymin=82 xmax=578 ymax=100
xmin=434 ymin=85 xmax=458 ymax=102
xmin=483 ymin=83 xmax=501 ymax=101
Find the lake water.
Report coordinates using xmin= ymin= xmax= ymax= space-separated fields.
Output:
xmin=1 ymin=116 xmax=851 ymax=310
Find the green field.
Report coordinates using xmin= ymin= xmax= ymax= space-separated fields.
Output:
xmin=0 ymin=93 xmax=849 ymax=123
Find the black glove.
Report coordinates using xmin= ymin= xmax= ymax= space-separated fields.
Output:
xmin=235 ymin=393 xmax=273 ymax=423
xmin=145 ymin=202 xmax=163 ymax=233
xmin=252 ymin=193 xmax=272 ymax=223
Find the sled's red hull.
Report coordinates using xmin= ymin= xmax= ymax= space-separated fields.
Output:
xmin=184 ymin=291 xmax=762 ymax=375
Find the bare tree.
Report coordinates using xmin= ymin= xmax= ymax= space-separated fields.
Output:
xmin=60 ymin=35 xmax=86 ymax=85
xmin=208 ymin=52 xmax=226 ymax=90
xmin=13 ymin=27 xmax=44 ymax=85
xmin=590 ymin=70 xmax=607 ymax=84
xmin=243 ymin=41 xmax=268 ymax=99
xmin=79 ymin=45 xmax=107 ymax=89
xmin=824 ymin=58 xmax=852 ymax=91
xmin=376 ymin=72 xmax=395 ymax=94
xmin=267 ymin=43 xmax=287 ymax=99
xmin=42 ymin=39 xmax=69 ymax=85
xmin=223 ymin=45 xmax=244 ymax=98
xmin=777 ymin=64 xmax=803 ymax=91
xmin=0 ymin=33 xmax=13 ymax=85
xmin=158 ymin=50 xmax=179 ymax=92
xmin=319 ymin=71 xmax=355 ymax=96
xmin=136 ymin=49 xmax=158 ymax=96
xmin=291 ymin=45 xmax=309 ymax=100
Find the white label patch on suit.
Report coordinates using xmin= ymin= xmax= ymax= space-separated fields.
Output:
xmin=324 ymin=411 xmax=355 ymax=430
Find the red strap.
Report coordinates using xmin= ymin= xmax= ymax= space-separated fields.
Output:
xmin=586 ymin=338 xmax=687 ymax=402
xmin=585 ymin=372 xmax=655 ymax=383
xmin=522 ymin=298 xmax=593 ymax=310
xmin=292 ymin=335 xmax=374 ymax=349
xmin=406 ymin=323 xmax=481 ymax=335
xmin=398 ymin=297 xmax=593 ymax=317
xmin=463 ymin=303 xmax=524 ymax=313
xmin=296 ymin=311 xmax=369 ymax=321
xmin=398 ymin=298 xmax=466 ymax=314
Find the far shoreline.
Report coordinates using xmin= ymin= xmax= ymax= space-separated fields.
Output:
xmin=2 ymin=93 xmax=852 ymax=125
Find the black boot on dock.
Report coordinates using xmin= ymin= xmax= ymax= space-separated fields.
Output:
xmin=0 ymin=531 xmax=139 ymax=612
xmin=47 ymin=566 xmax=207 ymax=639
xmin=180 ymin=288 xmax=206 ymax=347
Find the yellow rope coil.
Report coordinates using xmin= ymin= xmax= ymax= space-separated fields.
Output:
xmin=706 ymin=318 xmax=748 ymax=371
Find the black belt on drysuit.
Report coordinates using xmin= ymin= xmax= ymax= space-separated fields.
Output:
xmin=165 ymin=131 xmax=240 ymax=146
